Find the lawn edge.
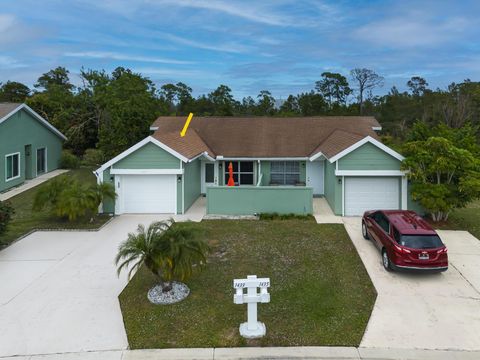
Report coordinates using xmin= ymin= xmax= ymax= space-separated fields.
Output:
xmin=0 ymin=215 xmax=115 ymax=251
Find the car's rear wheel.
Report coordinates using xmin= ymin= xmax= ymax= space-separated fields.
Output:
xmin=382 ymin=249 xmax=393 ymax=271
xmin=362 ymin=221 xmax=369 ymax=240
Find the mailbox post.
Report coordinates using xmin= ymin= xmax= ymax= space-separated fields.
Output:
xmin=233 ymin=275 xmax=270 ymax=338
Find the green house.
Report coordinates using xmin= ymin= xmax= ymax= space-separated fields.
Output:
xmin=96 ymin=116 xmax=413 ymax=216
xmin=0 ymin=103 xmax=67 ymax=193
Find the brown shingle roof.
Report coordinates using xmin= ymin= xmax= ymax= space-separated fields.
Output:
xmin=152 ymin=128 xmax=215 ymax=159
xmin=151 ymin=116 xmax=380 ymax=159
xmin=0 ymin=103 xmax=21 ymax=119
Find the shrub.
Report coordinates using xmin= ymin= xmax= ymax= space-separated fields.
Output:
xmin=33 ymin=177 xmax=116 ymax=221
xmin=259 ymin=212 xmax=314 ymax=220
xmin=82 ymin=149 xmax=105 ymax=167
xmin=0 ymin=200 xmax=15 ymax=235
xmin=60 ymin=150 xmax=80 ymax=169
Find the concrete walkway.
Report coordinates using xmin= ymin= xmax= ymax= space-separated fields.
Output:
xmin=0 ymin=169 xmax=69 ymax=201
xmin=0 ymin=205 xmax=205 ymax=357
xmin=313 ymin=197 xmax=343 ymax=224
xmin=1 ymin=347 xmax=479 ymax=359
xmin=343 ymin=217 xmax=480 ymax=351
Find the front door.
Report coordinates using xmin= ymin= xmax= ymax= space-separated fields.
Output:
xmin=36 ymin=148 xmax=46 ymax=175
xmin=202 ymin=162 xmax=215 ymax=193
xmin=306 ymin=160 xmax=324 ymax=195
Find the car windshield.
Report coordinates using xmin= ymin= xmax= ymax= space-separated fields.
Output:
xmin=400 ymin=235 xmax=444 ymax=249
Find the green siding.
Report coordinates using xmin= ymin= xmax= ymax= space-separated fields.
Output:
xmin=183 ymin=159 xmax=201 ymax=212
xmin=0 ymin=109 xmax=64 ymax=192
xmin=102 ymin=168 xmax=115 ymax=213
xmin=260 ymin=161 xmax=270 ymax=185
xmin=114 ymin=142 xmax=180 ymax=169
xmin=177 ymin=173 xmax=183 ymax=214
xmin=324 ymin=161 xmax=342 ymax=215
xmin=207 ymin=186 xmax=313 ymax=215
xmin=338 ymin=142 xmax=401 ymax=170
xmin=407 ymin=183 xmax=426 ymax=215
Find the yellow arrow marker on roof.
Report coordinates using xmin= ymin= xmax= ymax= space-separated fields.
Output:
xmin=180 ymin=112 xmax=194 ymax=137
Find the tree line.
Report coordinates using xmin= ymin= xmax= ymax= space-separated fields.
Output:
xmin=1 ymin=66 xmax=480 ymax=158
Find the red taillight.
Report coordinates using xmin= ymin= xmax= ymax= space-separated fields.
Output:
xmin=393 ymin=244 xmax=411 ymax=254
xmin=437 ymin=247 xmax=448 ymax=254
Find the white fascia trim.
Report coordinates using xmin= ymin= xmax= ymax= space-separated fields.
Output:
xmin=309 ymin=152 xmax=325 ymax=161
xmin=216 ymin=157 xmax=309 ymax=161
xmin=149 ymin=136 xmax=189 ymax=163
xmin=96 ymin=136 xmax=189 ymax=173
xmin=328 ymin=136 xmax=405 ymax=163
xmin=188 ymin=151 xmax=215 ymax=162
xmin=335 ymin=170 xmax=406 ymax=176
xmin=0 ymin=104 xmax=67 ymax=140
xmin=149 ymin=126 xmax=159 ymax=131
xmin=372 ymin=126 xmax=382 ymax=131
xmin=110 ymin=169 xmax=184 ymax=175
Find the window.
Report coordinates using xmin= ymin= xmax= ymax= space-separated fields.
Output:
xmin=393 ymin=228 xmax=401 ymax=243
xmin=6 ymin=153 xmax=20 ymax=181
xmin=224 ymin=161 xmax=254 ymax=185
xmin=374 ymin=213 xmax=390 ymax=234
xmin=205 ymin=163 xmax=214 ymax=183
xmin=270 ymin=161 xmax=300 ymax=185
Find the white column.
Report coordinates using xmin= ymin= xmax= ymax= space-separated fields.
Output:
xmin=247 ymin=283 xmax=258 ymax=330
xmin=401 ymin=176 xmax=408 ymax=210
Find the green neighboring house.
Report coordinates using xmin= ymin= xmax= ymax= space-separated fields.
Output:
xmin=96 ymin=116 xmax=414 ymax=216
xmin=0 ymin=103 xmax=67 ymax=193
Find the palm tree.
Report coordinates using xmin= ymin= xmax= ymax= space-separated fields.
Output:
xmin=34 ymin=177 xmax=115 ymax=221
xmin=115 ymin=220 xmax=209 ymax=293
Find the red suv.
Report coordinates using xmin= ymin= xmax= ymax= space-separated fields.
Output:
xmin=362 ymin=210 xmax=448 ymax=272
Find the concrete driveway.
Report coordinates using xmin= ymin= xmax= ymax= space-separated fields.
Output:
xmin=343 ymin=217 xmax=480 ymax=351
xmin=0 ymin=207 xmax=204 ymax=357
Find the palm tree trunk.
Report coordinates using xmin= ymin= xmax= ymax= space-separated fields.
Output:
xmin=162 ymin=281 xmax=173 ymax=293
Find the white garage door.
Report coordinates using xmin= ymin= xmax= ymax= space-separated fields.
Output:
xmin=120 ymin=175 xmax=176 ymax=214
xmin=344 ymin=177 xmax=399 ymax=216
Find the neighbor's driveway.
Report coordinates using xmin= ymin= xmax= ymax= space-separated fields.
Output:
xmin=0 ymin=210 xmax=203 ymax=358
xmin=343 ymin=217 xmax=480 ymax=351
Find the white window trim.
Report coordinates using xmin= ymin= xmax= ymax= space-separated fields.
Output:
xmin=224 ymin=160 xmax=255 ymax=186
xmin=35 ymin=147 xmax=47 ymax=177
xmin=270 ymin=161 xmax=301 ymax=185
xmin=335 ymin=170 xmax=406 ymax=176
xmin=5 ymin=152 xmax=21 ymax=182
xmin=110 ymin=168 xmax=184 ymax=175
xmin=328 ymin=136 xmax=405 ymax=163
xmin=217 ymin=156 xmax=308 ymax=161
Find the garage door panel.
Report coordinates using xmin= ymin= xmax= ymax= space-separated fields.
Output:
xmin=345 ymin=177 xmax=399 ymax=216
xmin=120 ymin=175 xmax=176 ymax=214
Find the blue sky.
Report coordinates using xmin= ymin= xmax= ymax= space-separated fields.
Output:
xmin=1 ymin=0 xmax=479 ymax=99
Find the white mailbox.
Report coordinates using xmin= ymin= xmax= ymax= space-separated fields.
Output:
xmin=233 ymin=275 xmax=270 ymax=338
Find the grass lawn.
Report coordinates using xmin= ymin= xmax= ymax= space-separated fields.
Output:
xmin=119 ymin=220 xmax=376 ymax=349
xmin=0 ymin=167 xmax=111 ymax=248
xmin=435 ymin=199 xmax=480 ymax=239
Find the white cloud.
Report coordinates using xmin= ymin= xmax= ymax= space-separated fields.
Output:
xmin=0 ymin=14 xmax=16 ymax=32
xmin=147 ymin=0 xmax=316 ymax=27
xmin=63 ymin=51 xmax=194 ymax=65
xmin=155 ymin=33 xmax=251 ymax=54
xmin=354 ymin=15 xmax=470 ymax=48
xmin=0 ymin=55 xmax=27 ymax=69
